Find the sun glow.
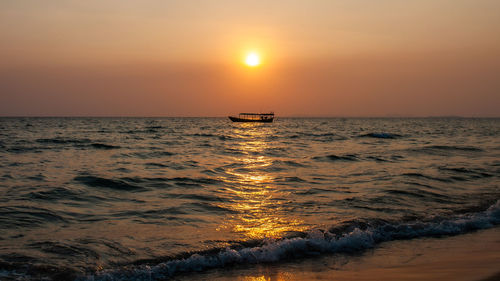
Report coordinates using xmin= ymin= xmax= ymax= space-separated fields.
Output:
xmin=245 ymin=52 xmax=260 ymax=67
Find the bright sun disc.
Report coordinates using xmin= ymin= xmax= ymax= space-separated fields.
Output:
xmin=245 ymin=53 xmax=260 ymax=67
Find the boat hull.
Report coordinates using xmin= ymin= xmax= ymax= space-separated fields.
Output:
xmin=228 ymin=116 xmax=274 ymax=123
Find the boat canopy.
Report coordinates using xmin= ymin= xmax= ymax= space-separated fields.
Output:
xmin=239 ymin=112 xmax=274 ymax=116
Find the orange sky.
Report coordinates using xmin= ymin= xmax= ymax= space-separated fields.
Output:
xmin=1 ymin=0 xmax=499 ymax=116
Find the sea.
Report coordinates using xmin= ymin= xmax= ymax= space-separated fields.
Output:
xmin=0 ymin=117 xmax=499 ymax=280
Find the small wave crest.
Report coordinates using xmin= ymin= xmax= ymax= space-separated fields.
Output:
xmin=74 ymin=176 xmax=145 ymax=191
xmin=81 ymin=200 xmax=500 ymax=281
xmin=295 ymin=132 xmax=347 ymax=141
xmin=91 ymin=143 xmax=120 ymax=150
xmin=313 ymin=154 xmax=359 ymax=162
xmin=358 ymin=133 xmax=402 ymax=139
xmin=409 ymin=145 xmax=484 ymax=155
xmin=36 ymin=138 xmax=92 ymax=145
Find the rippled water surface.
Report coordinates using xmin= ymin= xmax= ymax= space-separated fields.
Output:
xmin=0 ymin=117 xmax=499 ymax=280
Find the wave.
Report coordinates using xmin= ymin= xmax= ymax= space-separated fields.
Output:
xmin=316 ymin=154 xmax=400 ymax=163
xmin=4 ymin=142 xmax=120 ymax=153
xmin=145 ymin=126 xmax=164 ymax=130
xmin=144 ymin=162 xmax=168 ymax=168
xmin=278 ymin=176 xmax=306 ymax=183
xmin=384 ymin=188 xmax=449 ymax=201
xmin=438 ymin=166 xmax=493 ymax=179
xmin=295 ymin=187 xmax=354 ymax=195
xmin=0 ymin=206 xmax=69 ymax=228
xmin=409 ymin=145 xmax=484 ymax=155
xmin=80 ymin=200 xmax=500 ymax=281
xmin=74 ymin=176 xmax=146 ymax=191
xmin=7 ymin=138 xmax=119 ymax=152
xmin=125 ymin=151 xmax=176 ymax=159
xmin=287 ymin=132 xmax=347 ymax=141
xmin=282 ymin=160 xmax=307 ymax=167
xmin=169 ymin=177 xmax=222 ymax=187
xmin=365 ymin=155 xmax=392 ymax=162
xmin=191 ymin=133 xmax=216 ymax=137
xmin=27 ymin=187 xmax=81 ymax=201
xmin=4 ymin=145 xmax=44 ymax=153
xmin=402 ymin=172 xmax=453 ymax=182
xmin=74 ymin=174 xmax=222 ymax=191
xmin=428 ymin=145 xmax=483 ymax=152
xmin=191 ymin=133 xmax=231 ymax=141
xmin=358 ymin=133 xmax=402 ymax=139
xmin=36 ymin=138 xmax=92 ymax=145
xmin=91 ymin=143 xmax=120 ymax=150
xmin=313 ymin=154 xmax=359 ymax=162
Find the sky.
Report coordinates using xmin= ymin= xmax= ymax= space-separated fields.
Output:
xmin=1 ymin=0 xmax=499 ymax=117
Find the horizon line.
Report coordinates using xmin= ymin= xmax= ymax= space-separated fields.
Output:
xmin=0 ymin=115 xmax=499 ymax=118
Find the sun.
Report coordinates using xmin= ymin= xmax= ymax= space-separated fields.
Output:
xmin=245 ymin=52 xmax=260 ymax=67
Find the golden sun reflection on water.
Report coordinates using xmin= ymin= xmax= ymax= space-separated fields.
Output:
xmin=243 ymin=276 xmax=269 ymax=281
xmin=218 ymin=124 xmax=305 ymax=240
xmin=240 ymin=273 xmax=294 ymax=281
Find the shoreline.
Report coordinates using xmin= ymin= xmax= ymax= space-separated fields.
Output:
xmin=177 ymin=227 xmax=500 ymax=281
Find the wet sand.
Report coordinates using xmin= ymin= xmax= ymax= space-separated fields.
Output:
xmin=177 ymin=227 xmax=500 ymax=281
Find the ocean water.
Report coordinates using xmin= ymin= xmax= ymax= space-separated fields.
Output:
xmin=0 ymin=117 xmax=499 ymax=280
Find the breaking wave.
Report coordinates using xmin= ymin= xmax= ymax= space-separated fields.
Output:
xmin=80 ymin=200 xmax=500 ymax=281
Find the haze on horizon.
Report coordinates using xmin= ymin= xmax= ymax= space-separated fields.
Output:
xmin=1 ymin=0 xmax=499 ymax=117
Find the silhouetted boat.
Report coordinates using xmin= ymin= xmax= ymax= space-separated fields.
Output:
xmin=228 ymin=112 xmax=274 ymax=123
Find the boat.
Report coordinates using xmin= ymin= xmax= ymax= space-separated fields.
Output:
xmin=228 ymin=112 xmax=274 ymax=123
